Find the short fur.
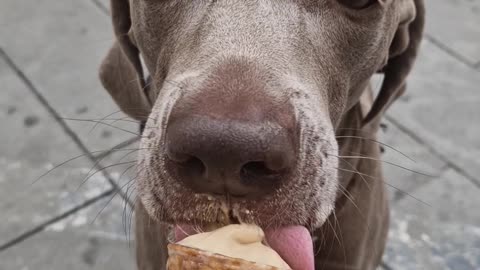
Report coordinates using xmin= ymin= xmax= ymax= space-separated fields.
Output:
xmin=99 ymin=0 xmax=425 ymax=269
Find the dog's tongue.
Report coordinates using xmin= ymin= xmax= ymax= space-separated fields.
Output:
xmin=264 ymin=226 xmax=314 ymax=270
xmin=175 ymin=225 xmax=314 ymax=270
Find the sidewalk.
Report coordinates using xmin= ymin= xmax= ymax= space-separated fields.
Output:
xmin=0 ymin=1 xmax=479 ymax=269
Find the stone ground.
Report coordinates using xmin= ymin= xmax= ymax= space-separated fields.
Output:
xmin=0 ymin=0 xmax=478 ymax=269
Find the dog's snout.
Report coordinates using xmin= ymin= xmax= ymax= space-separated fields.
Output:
xmin=165 ymin=116 xmax=295 ymax=197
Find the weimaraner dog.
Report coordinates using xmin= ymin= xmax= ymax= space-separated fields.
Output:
xmin=99 ymin=0 xmax=425 ymax=269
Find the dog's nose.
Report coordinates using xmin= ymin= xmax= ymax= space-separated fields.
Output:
xmin=165 ymin=116 xmax=295 ymax=197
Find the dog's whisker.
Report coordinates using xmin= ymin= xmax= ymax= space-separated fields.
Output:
xmin=336 ymin=183 xmax=377 ymax=261
xmin=118 ymin=164 xmax=138 ymax=184
xmin=91 ymin=173 xmax=139 ymax=230
xmin=314 ymin=229 xmax=324 ymax=256
xmin=31 ymin=147 xmax=149 ymax=185
xmin=163 ymin=79 xmax=186 ymax=89
xmin=76 ymin=161 xmax=138 ymax=190
xmin=336 ymin=127 xmax=371 ymax=132
xmin=115 ymin=148 xmax=146 ymax=163
xmin=91 ymin=181 xmax=135 ymax=228
xmin=109 ymin=117 xmax=142 ymax=127
xmin=337 ymin=157 xmax=372 ymax=191
xmin=94 ymin=147 xmax=154 ymax=161
xmin=90 ymin=189 xmax=121 ymax=226
xmin=192 ymin=220 xmax=200 ymax=235
xmin=336 ymin=182 xmax=375 ymax=245
xmin=125 ymin=183 xmax=138 ymax=246
xmin=335 ymin=167 xmax=431 ymax=207
xmin=335 ymin=167 xmax=377 ymax=182
xmin=122 ymin=198 xmax=130 ymax=244
xmin=314 ymin=225 xmax=330 ymax=258
xmin=128 ymin=77 xmax=143 ymax=85
xmin=315 ymin=226 xmax=330 ymax=260
xmin=142 ymin=80 xmax=154 ymax=91
xmin=73 ymin=117 xmax=141 ymax=125
xmin=118 ymin=171 xmax=138 ymax=244
xmin=194 ymin=224 xmax=203 ymax=234
xmin=32 ymin=152 xmax=93 ymax=185
xmin=87 ymin=109 xmax=155 ymax=134
xmin=325 ymin=218 xmax=343 ymax=264
xmin=336 ymin=155 xmax=432 ymax=177
xmin=62 ymin=117 xmax=145 ymax=137
xmin=116 ymin=166 xmax=147 ymax=240
xmin=88 ymin=109 xmax=124 ymax=135
xmin=337 ymin=184 xmax=361 ymax=213
xmin=74 ymin=147 xmax=144 ymax=192
xmin=177 ymin=224 xmax=192 ymax=239
xmin=123 ymin=166 xmax=151 ymax=245
xmin=335 ymin=121 xmax=389 ymax=134
xmin=332 ymin=212 xmax=348 ymax=270
xmin=335 ymin=135 xmax=416 ymax=162
xmin=77 ymin=160 xmax=137 ymax=191
xmin=319 ymin=135 xmax=413 ymax=168
xmin=321 ymin=218 xmax=339 ymax=270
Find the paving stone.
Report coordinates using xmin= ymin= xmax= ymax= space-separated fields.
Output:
xmin=425 ymin=0 xmax=480 ymax=64
xmin=0 ymin=196 xmax=136 ymax=270
xmin=387 ymin=39 xmax=480 ymax=184
xmin=378 ymin=119 xmax=447 ymax=202
xmin=0 ymin=0 xmax=136 ymax=152
xmin=0 ymin=56 xmax=112 ymax=244
xmin=384 ymin=169 xmax=480 ymax=270
xmin=394 ymin=40 xmax=479 ymax=101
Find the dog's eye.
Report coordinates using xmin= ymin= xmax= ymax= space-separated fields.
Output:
xmin=337 ymin=0 xmax=377 ymax=9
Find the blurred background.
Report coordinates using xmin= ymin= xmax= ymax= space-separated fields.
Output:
xmin=0 ymin=0 xmax=479 ymax=269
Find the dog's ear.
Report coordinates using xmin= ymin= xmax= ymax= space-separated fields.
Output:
xmin=363 ymin=0 xmax=425 ymax=125
xmin=99 ymin=0 xmax=151 ymax=121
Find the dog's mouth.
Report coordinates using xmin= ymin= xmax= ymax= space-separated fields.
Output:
xmin=149 ymin=190 xmax=317 ymax=269
xmin=174 ymin=222 xmax=315 ymax=270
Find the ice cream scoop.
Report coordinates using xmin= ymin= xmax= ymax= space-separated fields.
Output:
xmin=167 ymin=224 xmax=291 ymax=270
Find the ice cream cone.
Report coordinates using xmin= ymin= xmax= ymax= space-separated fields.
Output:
xmin=167 ymin=243 xmax=285 ymax=270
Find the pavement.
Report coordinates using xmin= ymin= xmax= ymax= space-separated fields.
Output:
xmin=0 ymin=0 xmax=478 ymax=269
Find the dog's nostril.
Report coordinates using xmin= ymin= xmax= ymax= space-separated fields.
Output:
xmin=265 ymin=152 xmax=292 ymax=171
xmin=240 ymin=161 xmax=280 ymax=183
xmin=166 ymin=148 xmax=191 ymax=163
xmin=177 ymin=156 xmax=206 ymax=177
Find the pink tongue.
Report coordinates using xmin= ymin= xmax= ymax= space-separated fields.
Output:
xmin=264 ymin=226 xmax=314 ymax=270
xmin=175 ymin=225 xmax=314 ymax=270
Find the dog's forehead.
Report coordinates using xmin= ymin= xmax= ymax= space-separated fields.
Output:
xmin=126 ymin=0 xmax=420 ymax=129
xmin=130 ymin=0 xmax=395 ymax=57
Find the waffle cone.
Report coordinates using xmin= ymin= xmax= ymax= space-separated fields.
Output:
xmin=167 ymin=243 xmax=284 ymax=270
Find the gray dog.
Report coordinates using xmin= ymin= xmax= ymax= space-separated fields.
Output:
xmin=99 ymin=0 xmax=425 ymax=269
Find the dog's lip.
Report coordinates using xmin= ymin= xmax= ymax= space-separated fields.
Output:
xmin=174 ymin=224 xmax=315 ymax=270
